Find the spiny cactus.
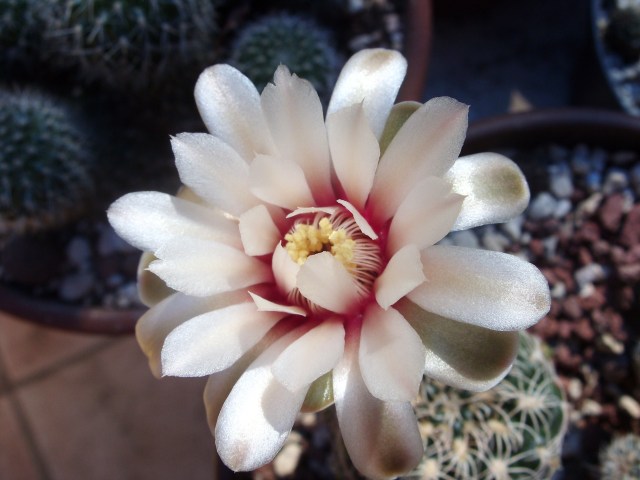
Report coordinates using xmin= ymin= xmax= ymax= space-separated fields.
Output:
xmin=600 ymin=434 xmax=640 ymax=480
xmin=43 ymin=0 xmax=218 ymax=90
xmin=0 ymin=0 xmax=50 ymax=67
xmin=228 ymin=12 xmax=340 ymax=98
xmin=0 ymin=89 xmax=94 ymax=236
xmin=605 ymin=6 xmax=640 ymax=61
xmin=405 ymin=332 xmax=569 ymax=480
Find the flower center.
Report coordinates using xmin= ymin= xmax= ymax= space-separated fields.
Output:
xmin=283 ymin=209 xmax=384 ymax=311
xmin=284 ymin=217 xmax=356 ymax=268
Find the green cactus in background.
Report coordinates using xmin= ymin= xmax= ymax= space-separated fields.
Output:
xmin=43 ymin=0 xmax=218 ymax=90
xmin=605 ymin=6 xmax=640 ymax=62
xmin=0 ymin=88 xmax=94 ymax=236
xmin=0 ymin=0 xmax=50 ymax=68
xmin=228 ymin=12 xmax=340 ymax=98
xmin=405 ymin=332 xmax=569 ymax=480
xmin=600 ymin=434 xmax=640 ymax=480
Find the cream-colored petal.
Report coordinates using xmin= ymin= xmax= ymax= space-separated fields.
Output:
xmin=300 ymin=372 xmax=334 ymax=413
xmin=327 ymin=49 xmax=407 ymax=139
xmin=194 ymin=64 xmax=274 ymax=162
xmin=336 ymin=199 xmax=378 ymax=240
xmin=249 ymin=154 xmax=315 ymax=210
xmin=296 ymin=251 xmax=360 ymax=314
xmin=408 ymin=245 xmax=551 ymax=331
xmin=137 ymin=251 xmax=174 ymax=307
xmin=107 ymin=191 xmax=241 ymax=253
xmin=149 ymin=237 xmax=271 ymax=297
xmin=272 ymin=243 xmax=300 ymax=295
xmin=374 ymin=244 xmax=425 ymax=310
xmin=171 ymin=133 xmax=257 ymax=217
xmin=161 ymin=302 xmax=284 ymax=377
xmin=369 ymin=97 xmax=469 ymax=224
xmin=272 ymin=319 xmax=345 ymax=392
xmin=397 ymin=298 xmax=519 ymax=391
xmin=386 ymin=176 xmax=464 ymax=254
xmin=248 ymin=292 xmax=306 ymax=316
xmin=203 ymin=317 xmax=299 ymax=430
xmin=445 ymin=152 xmax=530 ymax=231
xmin=261 ymin=66 xmax=333 ymax=203
xmin=379 ymin=101 xmax=421 ymax=156
xmin=136 ymin=290 xmax=249 ymax=377
xmin=359 ymin=305 xmax=426 ymax=402
xmin=286 ymin=206 xmax=337 ymax=218
xmin=215 ymin=327 xmax=309 ymax=471
xmin=327 ymin=104 xmax=380 ymax=210
xmin=333 ymin=328 xmax=423 ymax=478
xmin=238 ymin=204 xmax=281 ymax=256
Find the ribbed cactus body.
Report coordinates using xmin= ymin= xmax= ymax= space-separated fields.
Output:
xmin=406 ymin=332 xmax=569 ymax=480
xmin=44 ymin=0 xmax=217 ymax=89
xmin=0 ymin=89 xmax=94 ymax=235
xmin=606 ymin=7 xmax=640 ymax=61
xmin=0 ymin=0 xmax=49 ymax=67
xmin=228 ymin=13 xmax=340 ymax=98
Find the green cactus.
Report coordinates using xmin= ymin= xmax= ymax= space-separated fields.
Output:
xmin=0 ymin=88 xmax=94 ymax=236
xmin=0 ymin=0 xmax=49 ymax=68
xmin=228 ymin=12 xmax=340 ymax=98
xmin=600 ymin=434 xmax=640 ymax=480
xmin=43 ymin=0 xmax=218 ymax=90
xmin=605 ymin=7 xmax=640 ymax=62
xmin=405 ymin=332 xmax=569 ymax=480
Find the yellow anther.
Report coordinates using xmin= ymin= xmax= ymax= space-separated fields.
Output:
xmin=285 ymin=218 xmax=356 ymax=268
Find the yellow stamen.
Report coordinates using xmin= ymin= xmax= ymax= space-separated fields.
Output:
xmin=285 ymin=218 xmax=356 ymax=268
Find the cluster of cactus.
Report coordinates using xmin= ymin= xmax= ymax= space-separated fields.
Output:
xmin=605 ymin=6 xmax=640 ymax=61
xmin=0 ymin=89 xmax=94 ymax=237
xmin=0 ymin=0 xmax=50 ymax=67
xmin=405 ymin=332 xmax=569 ymax=480
xmin=43 ymin=0 xmax=218 ymax=90
xmin=228 ymin=12 xmax=340 ymax=98
xmin=600 ymin=434 xmax=640 ymax=480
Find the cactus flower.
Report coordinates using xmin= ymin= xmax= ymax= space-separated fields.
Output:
xmin=108 ymin=49 xmax=550 ymax=478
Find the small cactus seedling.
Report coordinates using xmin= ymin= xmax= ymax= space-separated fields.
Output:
xmin=600 ymin=434 xmax=640 ymax=480
xmin=0 ymin=88 xmax=94 ymax=236
xmin=228 ymin=12 xmax=340 ymax=98
xmin=405 ymin=332 xmax=569 ymax=480
xmin=43 ymin=0 xmax=218 ymax=90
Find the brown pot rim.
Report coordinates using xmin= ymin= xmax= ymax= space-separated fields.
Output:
xmin=462 ymin=107 xmax=640 ymax=154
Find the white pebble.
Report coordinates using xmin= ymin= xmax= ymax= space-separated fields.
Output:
xmin=528 ymin=192 xmax=558 ymax=220
xmin=448 ymin=230 xmax=479 ymax=248
xmin=66 ymin=236 xmax=92 ymax=269
xmin=273 ymin=432 xmax=304 ymax=477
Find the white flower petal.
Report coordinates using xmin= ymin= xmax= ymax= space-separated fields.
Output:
xmin=194 ymin=64 xmax=274 ymax=162
xmin=271 ymin=243 xmax=300 ymax=296
xmin=161 ymin=302 xmax=284 ymax=377
xmin=374 ymin=244 xmax=425 ymax=310
xmin=149 ymin=237 xmax=272 ymax=297
xmin=172 ymin=133 xmax=257 ymax=217
xmin=445 ymin=152 xmax=530 ymax=231
xmin=261 ymin=66 xmax=333 ymax=203
xmin=369 ymin=97 xmax=469 ymax=224
xmin=248 ymin=292 xmax=306 ymax=316
xmin=408 ymin=245 xmax=551 ymax=331
xmin=249 ymin=154 xmax=315 ymax=210
xmin=107 ymin=192 xmax=240 ymax=253
xmin=272 ymin=319 xmax=345 ymax=392
xmin=286 ymin=206 xmax=337 ymax=218
xmin=215 ymin=328 xmax=309 ymax=471
xmin=296 ymin=252 xmax=360 ymax=314
xmin=359 ymin=305 xmax=426 ymax=401
xmin=333 ymin=329 xmax=423 ymax=478
xmin=327 ymin=104 xmax=380 ymax=210
xmin=137 ymin=251 xmax=174 ymax=307
xmin=398 ymin=298 xmax=519 ymax=391
xmin=238 ymin=204 xmax=281 ymax=256
xmin=328 ymin=49 xmax=407 ymax=139
xmin=336 ymin=199 xmax=378 ymax=240
xmin=136 ymin=291 xmax=249 ymax=377
xmin=387 ymin=176 xmax=464 ymax=254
